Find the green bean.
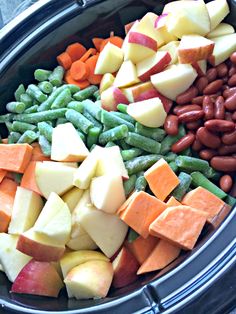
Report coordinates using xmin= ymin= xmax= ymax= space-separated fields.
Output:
xmin=175 ymin=156 xmax=210 ymax=173
xmin=34 ymin=69 xmax=52 ymax=82
xmin=118 ymin=139 xmax=131 ymax=150
xmin=90 ymin=144 xmax=97 ymax=151
xmin=203 ymin=167 xmax=221 ymax=181
xmin=82 ymin=99 xmax=102 ymax=121
xmin=5 ymin=122 xmax=14 ymax=132
xmin=77 ymin=131 xmax=86 ymax=143
xmin=121 ymin=148 xmax=143 ymax=161
xmin=73 ymin=85 xmax=98 ymax=101
xmin=20 ymin=93 xmax=33 ymax=108
xmin=164 ymin=152 xmax=178 ymax=163
xmin=6 ymin=102 xmax=26 ymax=113
xmin=160 ymin=124 xmax=186 ymax=155
xmin=86 ymin=127 xmax=101 ymax=149
xmin=93 ymin=90 xmax=100 ymax=100
xmin=38 ymin=122 xmax=53 ymax=142
xmin=13 ymin=108 xmax=67 ymax=123
xmin=181 ymin=147 xmax=192 ymax=156
xmin=105 ymin=141 xmax=116 ymax=148
xmin=168 ymin=161 xmax=178 ymax=173
xmin=56 ymin=117 xmax=68 ymax=126
xmin=8 ymin=132 xmax=21 ymax=144
xmin=12 ymin=121 xmax=37 ymax=133
xmin=135 ymin=122 xmax=166 ymax=141
xmin=125 ymin=132 xmax=161 ymax=154
xmin=103 ymin=125 xmax=111 ymax=132
xmin=65 ymin=109 xmax=93 ymax=134
xmin=39 ymin=135 xmax=51 ymax=156
xmin=83 ymin=111 xmax=102 ymax=130
xmin=191 ymin=172 xmax=227 ymax=199
xmin=67 ymin=101 xmax=84 ymax=113
xmin=112 ymin=112 xmax=135 ymax=124
xmin=0 ymin=113 xmax=14 ymax=123
xmin=26 ymin=84 xmax=48 ymax=103
xmin=99 ymin=125 xmax=129 ymax=145
xmin=101 ymin=110 xmax=134 ymax=132
xmin=124 ymin=174 xmax=137 ymax=196
xmin=14 ymin=84 xmax=25 ymax=101
xmin=225 ymin=195 xmax=236 ymax=207
xmin=127 ymin=229 xmax=139 ymax=243
xmin=125 ymin=154 xmax=163 ymax=175
xmin=48 ymin=66 xmax=64 ymax=87
xmin=37 ymin=86 xmax=67 ymax=111
xmin=17 ymin=130 xmax=38 ymax=144
xmin=135 ymin=175 xmax=147 ymax=192
xmin=51 ymin=88 xmax=72 ymax=109
xmin=24 ymin=105 xmax=39 ymax=114
xmin=171 ymin=172 xmax=192 ymax=201
xmin=38 ymin=81 xmax=53 ymax=94
xmin=66 ymin=84 xmax=80 ymax=95
xmin=117 ymin=104 xmax=128 ymax=113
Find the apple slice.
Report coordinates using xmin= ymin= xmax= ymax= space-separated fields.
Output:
xmin=62 ymin=187 xmax=83 ymax=212
xmin=35 ymin=161 xmax=76 ymax=199
xmin=33 ymin=192 xmax=71 ymax=246
xmin=178 ymin=35 xmax=214 ymax=64
xmin=127 ymin=97 xmax=167 ymax=128
xmin=206 ymin=23 xmax=235 ymax=38
xmin=206 ymin=0 xmax=230 ymax=31
xmin=100 ymin=73 xmax=115 ymax=93
xmin=64 ymin=260 xmax=113 ymax=299
xmin=208 ymin=33 xmax=236 ymax=66
xmin=112 ymin=246 xmax=139 ymax=288
xmin=90 ymin=174 xmax=126 ymax=214
xmin=101 ymin=86 xmax=129 ymax=111
xmin=154 ymin=14 xmax=178 ymax=44
xmin=95 ymin=42 xmax=124 ymax=75
xmin=11 ymin=259 xmax=63 ymax=297
xmin=159 ymin=41 xmax=180 ymax=65
xmin=192 ymin=60 xmax=207 ymax=77
xmin=8 ymin=187 xmax=43 ymax=235
xmin=51 ymin=122 xmax=89 ymax=162
xmin=151 ymin=64 xmax=197 ymax=101
xmin=122 ymin=81 xmax=158 ymax=103
xmin=136 ymin=51 xmax=171 ymax=82
xmin=43 ymin=161 xmax=78 ymax=168
xmin=0 ymin=233 xmax=31 ymax=282
xmin=77 ymin=203 xmax=128 ymax=258
xmin=114 ymin=60 xmax=140 ymax=88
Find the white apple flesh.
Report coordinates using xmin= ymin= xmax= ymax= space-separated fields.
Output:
xmin=101 ymin=86 xmax=129 ymax=111
xmin=206 ymin=0 xmax=230 ymax=31
xmin=114 ymin=60 xmax=140 ymax=88
xmin=206 ymin=23 xmax=235 ymax=38
xmin=100 ymin=73 xmax=115 ymax=93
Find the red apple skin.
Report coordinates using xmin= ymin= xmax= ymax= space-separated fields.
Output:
xmin=101 ymin=87 xmax=129 ymax=111
xmin=125 ymin=21 xmax=137 ymax=34
xmin=17 ymin=234 xmax=65 ymax=262
xmin=112 ymin=246 xmax=139 ymax=288
xmin=11 ymin=259 xmax=63 ymax=297
xmin=128 ymin=32 xmax=157 ymax=51
xmin=154 ymin=14 xmax=168 ymax=29
xmin=136 ymin=90 xmax=173 ymax=113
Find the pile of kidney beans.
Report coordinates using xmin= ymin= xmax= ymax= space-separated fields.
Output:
xmin=164 ymin=52 xmax=236 ymax=194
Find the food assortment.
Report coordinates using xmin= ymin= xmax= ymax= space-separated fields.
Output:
xmin=0 ymin=0 xmax=235 ymax=302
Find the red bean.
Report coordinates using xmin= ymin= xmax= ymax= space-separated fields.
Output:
xmin=225 ymin=112 xmax=233 ymax=122
xmin=206 ymin=68 xmax=217 ymax=82
xmin=224 ymin=93 xmax=236 ymax=111
xmin=228 ymin=74 xmax=236 ymax=87
xmin=197 ymin=127 xmax=221 ymax=149
xmin=192 ymin=138 xmax=203 ymax=151
xmin=229 ymin=65 xmax=236 ymax=77
xmin=214 ymin=96 xmax=225 ymax=119
xmin=203 ymin=79 xmax=223 ymax=95
xmin=192 ymin=96 xmax=204 ymax=105
xmin=199 ymin=149 xmax=217 ymax=160
xmin=204 ymin=119 xmax=235 ymax=133
xmin=210 ymin=156 xmax=236 ymax=172
xmin=186 ymin=120 xmax=202 ymax=130
xmin=164 ymin=115 xmax=179 ymax=136
xmin=216 ymin=63 xmax=228 ymax=78
xmin=178 ymin=110 xmax=204 ymax=123
xmin=230 ymin=52 xmax=236 ymax=65
xmin=176 ymin=86 xmax=198 ymax=105
xmin=223 ymin=87 xmax=236 ymax=98
xmin=171 ymin=133 xmax=195 ymax=153
xmin=174 ymin=104 xmax=202 ymax=115
xmin=219 ymin=175 xmax=233 ymax=193
xmin=218 ymin=144 xmax=236 ymax=155
xmin=202 ymin=96 xmax=214 ymax=120
xmin=232 ymin=112 xmax=236 ymax=121
xmin=221 ymin=129 xmax=236 ymax=145
xmin=195 ymin=77 xmax=208 ymax=93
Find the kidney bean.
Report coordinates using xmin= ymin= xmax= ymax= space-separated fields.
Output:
xmin=229 ymin=65 xmax=236 ymax=77
xmin=232 ymin=112 xmax=236 ymax=121
xmin=178 ymin=110 xmax=204 ymax=123
xmin=209 ymin=92 xmax=222 ymax=101
xmin=164 ymin=115 xmax=179 ymax=136
xmin=192 ymin=138 xmax=203 ymax=151
xmin=186 ymin=120 xmax=202 ymax=130
xmin=224 ymin=93 xmax=236 ymax=111
xmin=221 ymin=129 xmax=236 ymax=145
xmin=228 ymin=74 xmax=236 ymax=87
xmin=219 ymin=175 xmax=233 ymax=193
xmin=216 ymin=63 xmax=228 ymax=78
xmin=210 ymin=156 xmax=236 ymax=172
xmin=195 ymin=77 xmax=208 ymax=94
xmin=197 ymin=127 xmax=221 ymax=149
xmin=176 ymin=86 xmax=198 ymax=105
xmin=199 ymin=149 xmax=218 ymax=160
xmin=192 ymin=96 xmax=204 ymax=105
xmin=202 ymin=96 xmax=214 ymax=120
xmin=206 ymin=68 xmax=217 ymax=82
xmin=230 ymin=52 xmax=236 ymax=65
xmin=222 ymin=84 xmax=229 ymax=91
xmin=174 ymin=104 xmax=202 ymax=115
xmin=171 ymin=133 xmax=195 ymax=153
xmin=214 ymin=96 xmax=225 ymax=119
xmin=223 ymin=87 xmax=236 ymax=98
xmin=203 ymin=79 xmax=223 ymax=95
xmin=222 ymin=76 xmax=229 ymax=83
xmin=225 ymin=112 xmax=233 ymax=122
xmin=218 ymin=144 xmax=236 ymax=155
xmin=204 ymin=119 xmax=235 ymax=133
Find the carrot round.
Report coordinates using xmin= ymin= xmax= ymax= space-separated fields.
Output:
xmin=64 ymin=71 xmax=89 ymax=89
xmin=92 ymin=38 xmax=104 ymax=51
xmin=70 ymin=60 xmax=89 ymax=81
xmin=66 ymin=42 xmax=87 ymax=62
xmin=79 ymin=48 xmax=97 ymax=63
xmin=57 ymin=52 xmax=72 ymax=70
xmin=99 ymin=36 xmax=124 ymax=51
xmin=75 ymin=80 xmax=90 ymax=89
xmin=85 ymin=55 xmax=103 ymax=85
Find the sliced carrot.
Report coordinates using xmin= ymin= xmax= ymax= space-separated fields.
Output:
xmin=79 ymin=48 xmax=97 ymax=63
xmin=149 ymin=205 xmax=208 ymax=250
xmin=85 ymin=55 xmax=103 ymax=85
xmin=99 ymin=36 xmax=124 ymax=51
xmin=120 ymin=191 xmax=167 ymax=239
xmin=64 ymin=71 xmax=89 ymax=89
xmin=144 ymin=158 xmax=179 ymax=201
xmin=137 ymin=239 xmax=181 ymax=275
xmin=92 ymin=38 xmax=104 ymax=51
xmin=0 ymin=144 xmax=33 ymax=173
xmin=0 ymin=178 xmax=18 ymax=232
xmin=125 ymin=235 xmax=158 ymax=265
xmin=74 ymin=80 xmax=90 ymax=89
xmin=166 ymin=196 xmax=181 ymax=207
xmin=0 ymin=169 xmax=7 ymax=184
xmin=2 ymin=138 xmax=8 ymax=144
xmin=21 ymin=161 xmax=43 ymax=196
xmin=57 ymin=52 xmax=72 ymax=70
xmin=31 ymin=143 xmax=51 ymax=162
xmin=117 ymin=191 xmax=138 ymax=215
xmin=70 ymin=60 xmax=89 ymax=81
xmin=66 ymin=42 xmax=87 ymax=62
xmin=182 ymin=186 xmax=225 ymax=223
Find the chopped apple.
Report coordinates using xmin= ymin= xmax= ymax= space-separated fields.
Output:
xmin=207 ymin=23 xmax=235 ymax=38
xmin=33 ymin=192 xmax=71 ymax=246
xmin=114 ymin=60 xmax=140 ymax=88
xmin=90 ymin=174 xmax=126 ymax=214
xmin=0 ymin=233 xmax=31 ymax=282
xmin=154 ymin=14 xmax=178 ymax=44
xmin=101 ymin=86 xmax=129 ymax=111
xmin=95 ymin=42 xmax=124 ymax=75
xmin=127 ymin=97 xmax=167 ymax=128
xmin=64 ymin=260 xmax=113 ymax=299
xmin=112 ymin=246 xmax=139 ymax=288
xmin=100 ymin=73 xmax=115 ymax=93
xmin=192 ymin=60 xmax=207 ymax=76
xmin=206 ymin=0 xmax=230 ymax=31
xmin=17 ymin=228 xmax=65 ymax=262
xmin=159 ymin=41 xmax=180 ymax=65
xmin=51 ymin=122 xmax=89 ymax=162
xmin=35 ymin=161 xmax=76 ymax=199
xmin=122 ymin=81 xmax=158 ymax=102
xmin=208 ymin=33 xmax=236 ymax=66
xmin=178 ymin=35 xmax=214 ymax=64
xmin=125 ymin=21 xmax=136 ymax=34
xmin=77 ymin=203 xmax=128 ymax=258
xmin=11 ymin=259 xmax=63 ymax=297
xmin=43 ymin=161 xmax=78 ymax=168
xmin=62 ymin=187 xmax=83 ymax=212
xmin=151 ymin=64 xmax=197 ymax=101
xmin=136 ymin=51 xmax=171 ymax=81
xmin=8 ymin=187 xmax=43 ymax=235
